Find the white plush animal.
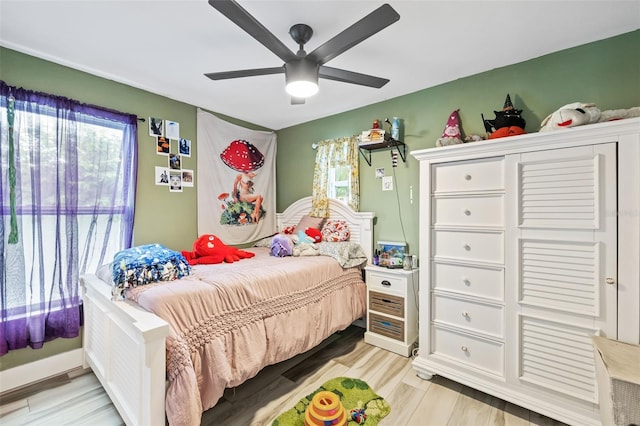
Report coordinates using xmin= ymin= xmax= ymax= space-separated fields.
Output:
xmin=539 ymin=102 xmax=601 ymax=132
xmin=598 ymin=106 xmax=640 ymax=122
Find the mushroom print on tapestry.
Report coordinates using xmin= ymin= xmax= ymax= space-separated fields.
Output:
xmin=196 ymin=108 xmax=277 ymax=244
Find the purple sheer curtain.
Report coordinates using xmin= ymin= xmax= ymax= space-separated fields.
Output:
xmin=0 ymin=81 xmax=137 ymax=355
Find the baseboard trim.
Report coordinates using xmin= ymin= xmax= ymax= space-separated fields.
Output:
xmin=0 ymin=348 xmax=84 ymax=394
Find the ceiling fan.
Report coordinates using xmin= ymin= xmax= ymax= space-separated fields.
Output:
xmin=205 ymin=0 xmax=400 ymax=104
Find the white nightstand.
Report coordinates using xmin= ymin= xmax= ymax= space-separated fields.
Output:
xmin=364 ymin=265 xmax=418 ymax=357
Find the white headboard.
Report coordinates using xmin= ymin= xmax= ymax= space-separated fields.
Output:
xmin=276 ymin=196 xmax=375 ymax=263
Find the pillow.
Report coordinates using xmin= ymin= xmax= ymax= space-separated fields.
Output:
xmin=321 ymin=219 xmax=351 ymax=242
xmin=96 ymin=262 xmax=113 ymax=284
xmin=111 ymin=243 xmax=191 ymax=299
xmin=294 ymin=214 xmax=325 ymax=234
xmin=253 ymin=234 xmax=275 ymax=248
xmin=316 ymin=241 xmax=367 ymax=268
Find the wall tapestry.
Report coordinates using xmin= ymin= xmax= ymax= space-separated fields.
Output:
xmin=196 ymin=108 xmax=277 ymax=244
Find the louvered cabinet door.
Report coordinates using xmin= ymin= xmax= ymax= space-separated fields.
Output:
xmin=505 ymin=143 xmax=617 ymax=406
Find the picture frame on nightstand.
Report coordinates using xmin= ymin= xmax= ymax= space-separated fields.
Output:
xmin=376 ymin=240 xmax=406 ymax=267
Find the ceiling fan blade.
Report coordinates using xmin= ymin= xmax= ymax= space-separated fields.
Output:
xmin=208 ymin=0 xmax=297 ymax=63
xmin=319 ymin=66 xmax=389 ymax=88
xmin=307 ymin=3 xmax=400 ymax=66
xmin=205 ymin=66 xmax=284 ymax=80
xmin=291 ymin=97 xmax=306 ymax=105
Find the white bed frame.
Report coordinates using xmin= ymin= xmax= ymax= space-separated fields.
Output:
xmin=80 ymin=197 xmax=374 ymax=426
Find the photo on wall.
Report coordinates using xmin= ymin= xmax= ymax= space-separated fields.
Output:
xmin=149 ymin=117 xmax=164 ymax=137
xmin=169 ymin=171 xmax=183 ymax=192
xmin=169 ymin=153 xmax=181 ymax=170
xmin=157 ymin=136 xmax=170 ymax=155
xmin=179 ymin=138 xmax=191 ymax=157
xmin=182 ymin=169 xmax=194 ymax=187
xmin=155 ymin=166 xmax=170 ymax=186
xmin=166 ymin=120 xmax=180 ymax=140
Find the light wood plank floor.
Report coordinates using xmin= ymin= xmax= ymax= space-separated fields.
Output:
xmin=0 ymin=325 xmax=566 ymax=426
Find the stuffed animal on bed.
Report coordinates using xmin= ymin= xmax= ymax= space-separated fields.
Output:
xmin=270 ymin=234 xmax=293 ymax=257
xmin=182 ymin=234 xmax=255 ymax=265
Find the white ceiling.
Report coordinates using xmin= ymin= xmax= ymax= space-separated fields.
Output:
xmin=1 ymin=1 xmax=639 ymax=130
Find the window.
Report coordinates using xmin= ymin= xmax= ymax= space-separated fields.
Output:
xmin=311 ymin=136 xmax=359 ymax=217
xmin=0 ymin=81 xmax=137 ymax=355
xmin=328 ymin=165 xmax=351 ymax=204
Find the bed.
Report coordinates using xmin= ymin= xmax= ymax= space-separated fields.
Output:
xmin=80 ymin=196 xmax=375 ymax=426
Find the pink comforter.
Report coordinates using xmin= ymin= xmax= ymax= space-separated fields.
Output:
xmin=126 ymin=247 xmax=366 ymax=426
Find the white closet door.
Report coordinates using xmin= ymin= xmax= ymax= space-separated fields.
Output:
xmin=506 ymin=143 xmax=617 ymax=404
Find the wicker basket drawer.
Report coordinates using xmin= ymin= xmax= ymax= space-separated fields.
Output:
xmin=369 ymin=312 xmax=405 ymax=342
xmin=369 ymin=291 xmax=404 ymax=318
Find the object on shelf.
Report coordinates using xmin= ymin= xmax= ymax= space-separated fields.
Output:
xmin=359 ymin=129 xmax=385 ymax=145
xmin=377 ymin=241 xmax=406 ymax=267
xmin=482 ymin=93 xmax=526 ymax=139
xmin=436 ymin=109 xmax=464 ymax=147
xmin=372 ymin=119 xmax=380 ymax=129
xmin=391 ymin=117 xmax=400 ymax=140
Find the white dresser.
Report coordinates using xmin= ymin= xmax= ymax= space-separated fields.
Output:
xmin=411 ymin=118 xmax=640 ymax=426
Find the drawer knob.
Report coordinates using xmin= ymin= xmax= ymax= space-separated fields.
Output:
xmin=461 ymin=346 xmax=469 ymax=352
xmin=462 ymin=278 xmax=471 ymax=286
xmin=462 ymin=312 xmax=470 ymax=318
xmin=381 ymin=280 xmax=391 ymax=287
xmin=463 ymin=244 xmax=471 ymax=251
xmin=464 ymin=174 xmax=472 ymax=181
xmin=464 ymin=209 xmax=471 ymax=216
xmin=606 ymin=277 xmax=615 ymax=285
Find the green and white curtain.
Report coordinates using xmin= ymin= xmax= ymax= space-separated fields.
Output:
xmin=311 ymin=136 xmax=359 ymax=217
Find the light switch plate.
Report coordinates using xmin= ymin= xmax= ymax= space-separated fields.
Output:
xmin=382 ymin=176 xmax=393 ymax=191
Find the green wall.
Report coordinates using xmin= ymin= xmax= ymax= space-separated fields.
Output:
xmin=1 ymin=30 xmax=638 ymax=370
xmin=0 ymin=47 xmax=269 ymax=371
xmin=276 ymin=30 xmax=640 ymax=255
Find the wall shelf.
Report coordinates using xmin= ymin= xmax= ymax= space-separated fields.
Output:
xmin=358 ymin=138 xmax=406 ymax=166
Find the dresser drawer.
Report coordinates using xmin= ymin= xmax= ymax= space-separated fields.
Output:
xmin=432 ymin=326 xmax=504 ymax=376
xmin=369 ymin=312 xmax=405 ymax=342
xmin=366 ymin=270 xmax=407 ymax=296
xmin=432 ymin=195 xmax=504 ymax=227
xmin=432 ymin=294 xmax=504 ymax=338
xmin=369 ymin=291 xmax=404 ymax=318
xmin=432 ymin=262 xmax=504 ymax=301
xmin=433 ymin=230 xmax=503 ymax=263
xmin=432 ymin=157 xmax=504 ymax=193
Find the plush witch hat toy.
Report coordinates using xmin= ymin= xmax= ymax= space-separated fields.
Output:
xmin=482 ymin=93 xmax=527 ymax=139
xmin=436 ymin=109 xmax=464 ymax=147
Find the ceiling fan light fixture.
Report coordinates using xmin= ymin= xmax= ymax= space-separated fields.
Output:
xmin=285 ymin=80 xmax=318 ymax=98
xmin=285 ymin=59 xmax=319 ymax=98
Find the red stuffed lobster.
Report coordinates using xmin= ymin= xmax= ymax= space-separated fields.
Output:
xmin=181 ymin=234 xmax=255 ymax=265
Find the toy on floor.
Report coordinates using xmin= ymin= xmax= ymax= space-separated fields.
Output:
xmin=349 ymin=407 xmax=367 ymax=424
xmin=181 ymin=234 xmax=255 ymax=264
xmin=305 ymin=391 xmax=347 ymax=426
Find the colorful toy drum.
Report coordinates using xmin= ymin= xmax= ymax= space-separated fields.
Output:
xmin=304 ymin=391 xmax=347 ymax=426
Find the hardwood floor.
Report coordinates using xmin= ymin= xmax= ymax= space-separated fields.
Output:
xmin=0 ymin=325 xmax=566 ymax=426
